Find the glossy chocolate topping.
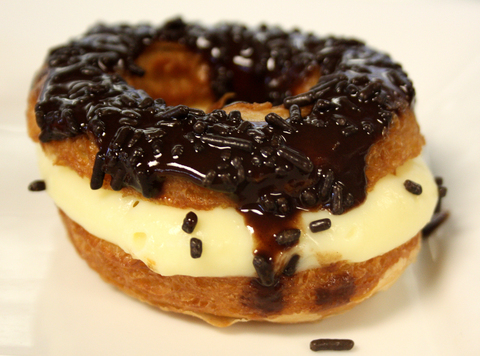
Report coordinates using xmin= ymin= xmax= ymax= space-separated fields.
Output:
xmin=35 ymin=18 xmax=415 ymax=280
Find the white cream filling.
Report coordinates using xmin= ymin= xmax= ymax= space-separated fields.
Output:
xmin=37 ymin=146 xmax=437 ymax=277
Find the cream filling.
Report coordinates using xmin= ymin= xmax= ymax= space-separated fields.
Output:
xmin=37 ymin=146 xmax=438 ymax=277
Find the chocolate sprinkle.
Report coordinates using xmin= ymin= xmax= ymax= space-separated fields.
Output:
xmin=310 ymin=339 xmax=354 ymax=351
xmin=434 ymin=177 xmax=448 ymax=213
xmin=274 ymin=229 xmax=301 ymax=246
xmin=253 ymin=255 xmax=276 ymax=287
xmin=309 ymin=218 xmax=332 ymax=233
xmin=190 ymin=237 xmax=202 ymax=258
xmin=28 ymin=180 xmax=46 ymax=192
xmin=422 ymin=176 xmax=449 ymax=237
xmin=320 ymin=170 xmax=335 ymax=198
xmin=288 ymin=104 xmax=302 ymax=123
xmin=200 ymin=134 xmax=253 ymax=152
xmin=276 ymin=146 xmax=313 ymax=173
xmin=404 ymin=179 xmax=423 ymax=195
xmin=422 ymin=211 xmax=450 ymax=238
xmin=265 ymin=112 xmax=295 ymax=133
xmin=438 ymin=186 xmax=447 ymax=198
xmin=182 ymin=211 xmax=198 ymax=233
xmin=90 ymin=153 xmax=106 ymax=190
xmin=331 ymin=182 xmax=344 ymax=215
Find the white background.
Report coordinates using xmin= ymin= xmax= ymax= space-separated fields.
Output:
xmin=1 ymin=0 xmax=480 ymax=355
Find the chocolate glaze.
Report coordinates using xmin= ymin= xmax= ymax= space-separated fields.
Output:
xmin=35 ymin=19 xmax=415 ymax=292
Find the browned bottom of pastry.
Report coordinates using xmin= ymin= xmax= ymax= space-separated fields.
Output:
xmin=59 ymin=209 xmax=421 ymax=327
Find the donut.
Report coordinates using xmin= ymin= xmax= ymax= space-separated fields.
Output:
xmin=27 ymin=18 xmax=439 ymax=326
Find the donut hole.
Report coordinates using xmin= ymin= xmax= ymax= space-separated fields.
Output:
xmin=125 ymin=42 xmax=217 ymax=111
xmin=125 ymin=42 xmax=320 ymax=112
xmin=132 ymin=232 xmax=147 ymax=250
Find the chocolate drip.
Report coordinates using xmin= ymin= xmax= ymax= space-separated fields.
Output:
xmin=35 ymin=18 xmax=415 ymax=287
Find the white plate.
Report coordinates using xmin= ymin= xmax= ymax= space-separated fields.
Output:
xmin=1 ymin=1 xmax=480 ymax=355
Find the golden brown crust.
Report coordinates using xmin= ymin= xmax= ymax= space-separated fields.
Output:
xmin=27 ymin=68 xmax=45 ymax=143
xmin=365 ymin=110 xmax=424 ymax=190
xmin=60 ymin=209 xmax=421 ymax=327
